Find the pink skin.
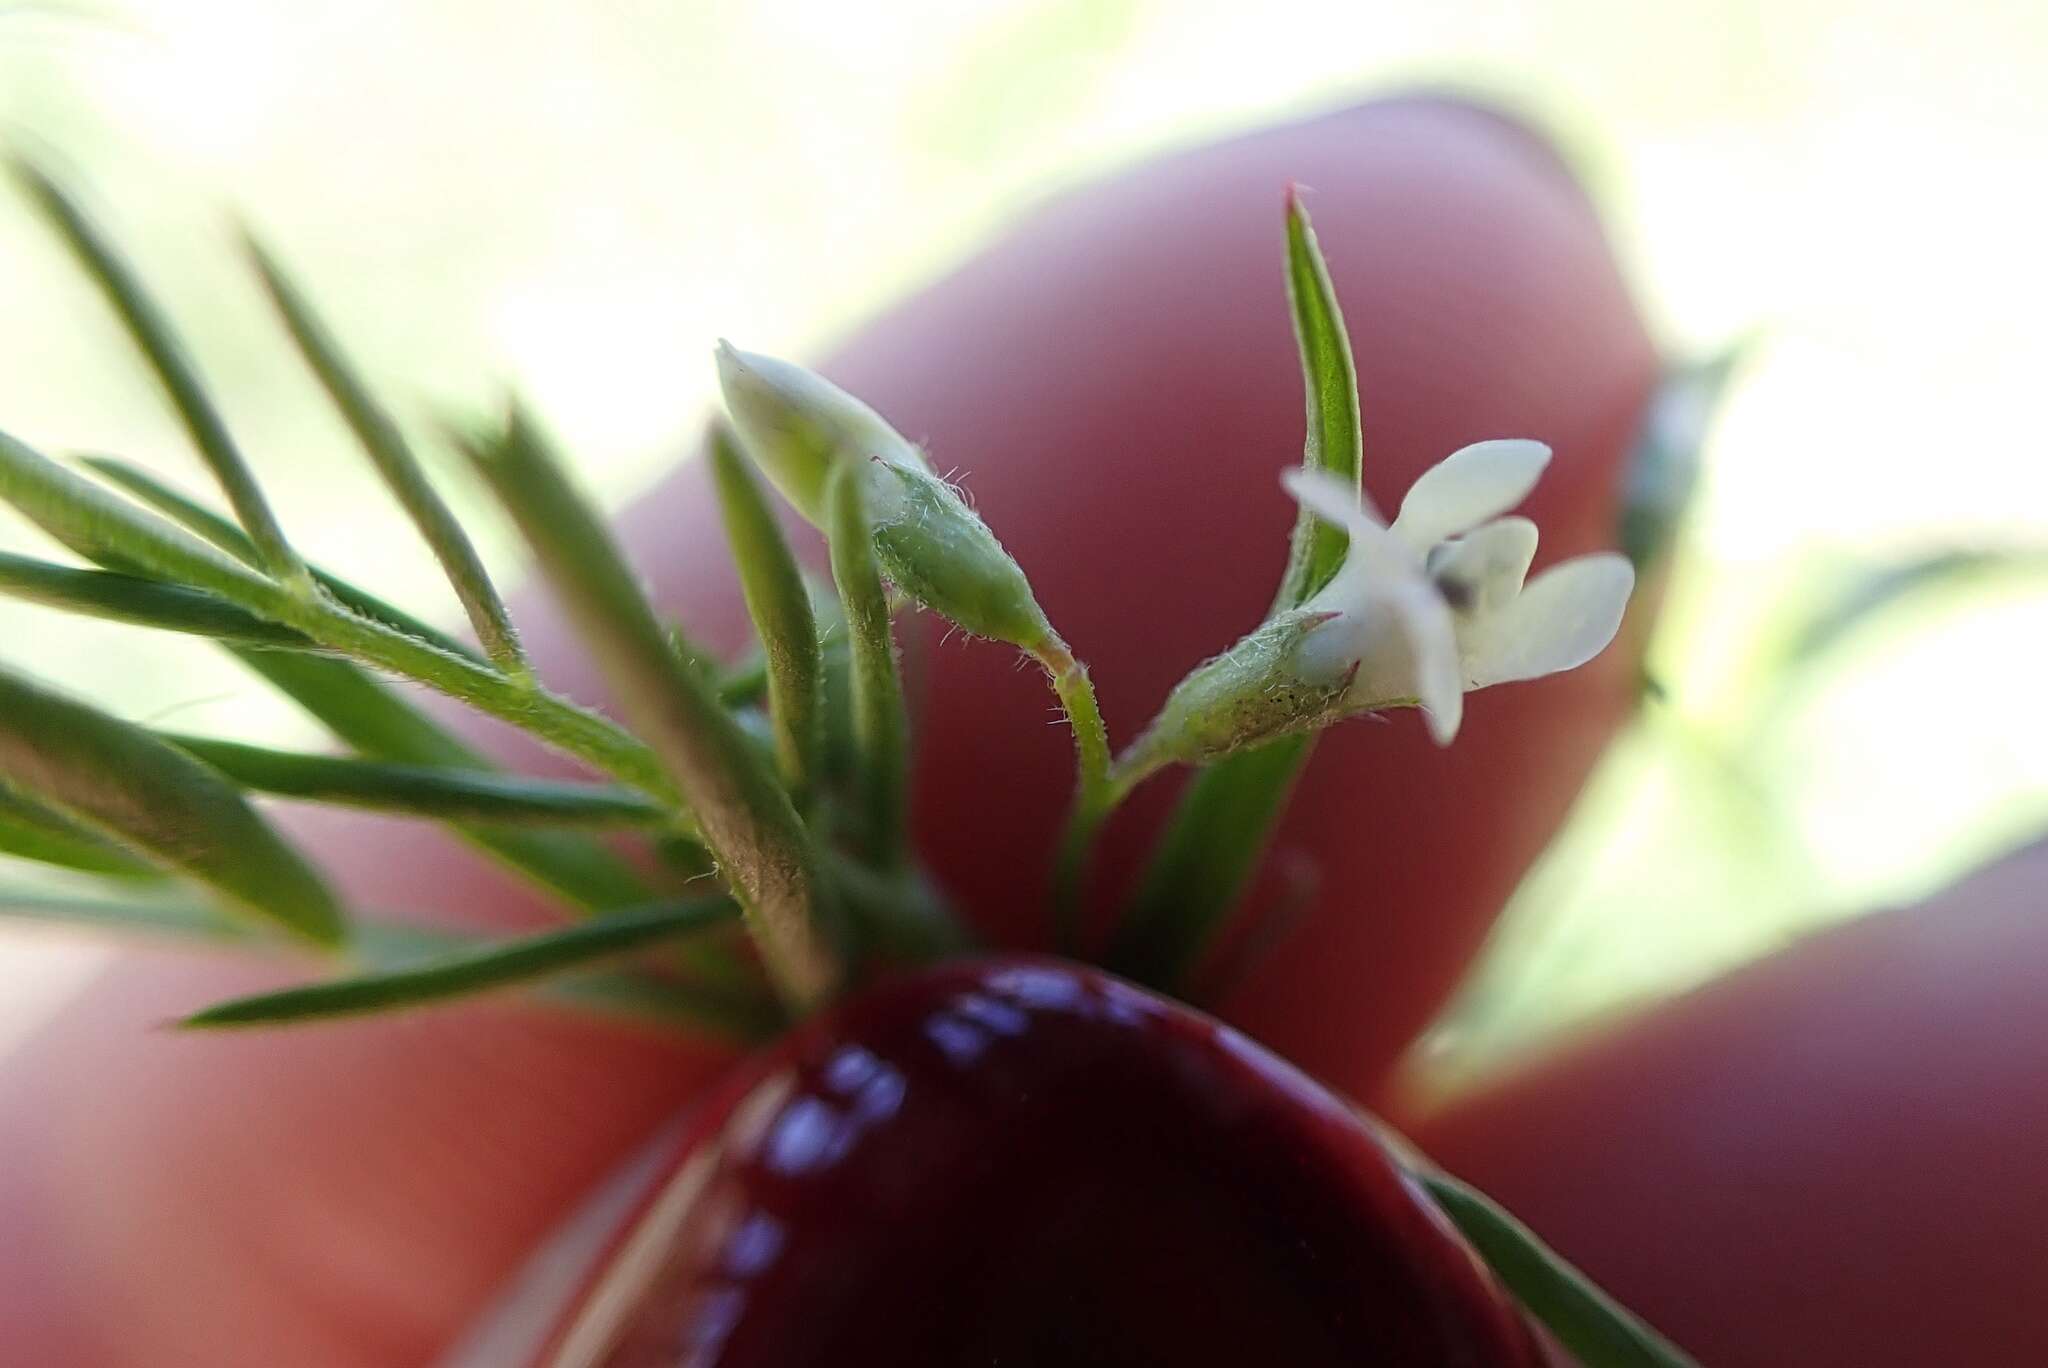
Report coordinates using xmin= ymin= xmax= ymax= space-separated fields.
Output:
xmin=0 ymin=97 xmax=1653 ymax=1365
xmin=1404 ymin=837 xmax=2048 ymax=1368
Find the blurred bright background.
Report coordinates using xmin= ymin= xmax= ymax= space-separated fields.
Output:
xmin=3 ymin=0 xmax=2045 ymax=1074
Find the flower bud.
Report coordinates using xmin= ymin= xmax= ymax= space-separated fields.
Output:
xmin=716 ymin=343 xmax=1054 ymax=653
xmin=715 ymin=342 xmax=924 ymax=523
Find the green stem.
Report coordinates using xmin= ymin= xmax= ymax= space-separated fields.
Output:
xmin=291 ymin=600 xmax=673 ymax=796
xmin=80 ymin=455 xmax=485 ymax=664
xmin=464 ymin=405 xmax=843 ymax=1010
xmin=0 ymin=549 xmax=309 ymax=647
xmin=1038 ymin=640 xmax=1131 ymax=952
xmin=1043 ymin=642 xmax=1114 ymax=809
xmin=1 ymin=430 xmax=676 ymax=804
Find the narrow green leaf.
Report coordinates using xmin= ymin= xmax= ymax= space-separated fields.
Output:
xmin=824 ymin=460 xmax=910 ymax=868
xmin=1105 ymin=733 xmax=1310 ymax=991
xmin=830 ymin=857 xmax=964 ymax=964
xmin=0 ymin=886 xmax=772 ymax=1038
xmin=183 ymin=897 xmax=735 ymax=1028
xmin=1270 ymin=187 xmax=1362 ymax=614
xmin=466 ymin=828 xmax=664 ymax=914
xmin=0 ymin=664 xmax=343 ymax=944
xmin=1 ymin=427 xmax=290 ymax=608
xmin=162 ymin=732 xmax=670 ymax=828
xmin=810 ymin=593 xmax=862 ymax=793
xmin=545 ymin=962 xmax=779 ymax=1040
xmin=79 ymin=455 xmax=484 ymax=663
xmin=10 ymin=157 xmax=311 ymax=589
xmin=0 ymin=884 xmax=254 ymax=942
xmin=1422 ymin=1173 xmax=1699 ymax=1368
xmin=708 ymin=426 xmax=824 ymax=793
xmin=244 ymin=234 xmax=528 ymax=674
xmin=227 ymin=651 xmax=658 ymax=914
xmin=0 ymin=549 xmax=311 ymax=647
xmin=461 ymin=403 xmax=844 ymax=1008
xmin=0 ymin=787 xmax=164 ymax=879
xmin=232 ymin=650 xmax=476 ymax=763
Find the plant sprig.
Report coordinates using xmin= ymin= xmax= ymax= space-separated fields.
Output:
xmin=0 ymin=160 xmax=1652 ymax=1079
xmin=0 ymin=161 xmax=1404 ymax=1028
xmin=0 ymin=156 xmax=1704 ymax=1366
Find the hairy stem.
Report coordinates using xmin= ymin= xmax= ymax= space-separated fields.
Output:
xmin=1037 ymin=637 xmax=1126 ymax=950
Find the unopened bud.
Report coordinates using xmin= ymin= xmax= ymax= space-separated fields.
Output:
xmin=716 ymin=344 xmax=1053 ymax=652
xmin=714 ymin=342 xmax=924 ymax=522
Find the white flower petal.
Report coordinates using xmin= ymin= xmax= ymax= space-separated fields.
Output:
xmin=1281 ymin=467 xmax=1360 ymax=528
xmin=1466 ymin=553 xmax=1635 ymax=688
xmin=1390 ymin=439 xmax=1552 ymax=552
xmin=1388 ymin=581 xmax=1464 ymax=745
xmin=1428 ymin=516 xmax=1539 ymax=617
xmin=1282 ymin=467 xmax=1408 ymax=579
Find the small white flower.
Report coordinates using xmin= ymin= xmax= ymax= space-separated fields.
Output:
xmin=1284 ymin=439 xmax=1636 ymax=746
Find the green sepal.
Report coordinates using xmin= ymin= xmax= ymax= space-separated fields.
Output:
xmin=868 ymin=459 xmax=1054 ymax=651
xmin=1120 ymin=609 xmax=1349 ymax=773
